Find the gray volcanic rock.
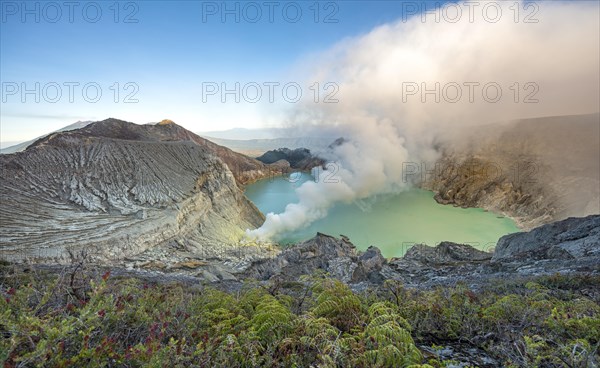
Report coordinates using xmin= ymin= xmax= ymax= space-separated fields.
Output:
xmin=403 ymin=241 xmax=492 ymax=265
xmin=256 ymin=147 xmax=324 ymax=170
xmin=10 ymin=215 xmax=598 ymax=291
xmin=242 ymin=233 xmax=387 ymax=284
xmin=0 ymin=119 xmax=272 ymax=264
xmin=493 ymin=214 xmax=600 ymax=261
xmin=384 ymin=215 xmax=600 ymax=288
xmin=238 ymin=216 xmax=599 ymax=289
xmin=383 ymin=242 xmax=493 ymax=287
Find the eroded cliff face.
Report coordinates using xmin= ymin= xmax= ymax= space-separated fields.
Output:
xmin=421 ymin=113 xmax=600 ymax=230
xmin=420 ymin=154 xmax=557 ymax=229
xmin=0 ymin=119 xmax=271 ymax=264
xmin=35 ymin=118 xmax=278 ymax=186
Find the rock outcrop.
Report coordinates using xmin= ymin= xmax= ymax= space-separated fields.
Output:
xmin=493 ymin=214 xmax=600 ymax=261
xmin=422 ymin=113 xmax=600 ymax=230
xmin=227 ymin=215 xmax=599 ymax=289
xmin=385 ymin=215 xmax=600 ymax=288
xmin=0 ymin=119 xmax=275 ymax=264
xmin=256 ymin=147 xmax=324 ymax=171
xmin=242 ymin=233 xmax=386 ymax=285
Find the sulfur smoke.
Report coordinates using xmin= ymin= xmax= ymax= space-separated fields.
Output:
xmin=247 ymin=0 xmax=600 ymax=240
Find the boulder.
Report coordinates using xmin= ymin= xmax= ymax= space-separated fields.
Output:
xmin=242 ymin=233 xmax=386 ymax=284
xmin=493 ymin=215 xmax=600 ymax=261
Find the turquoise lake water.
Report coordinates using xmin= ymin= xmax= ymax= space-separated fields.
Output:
xmin=245 ymin=173 xmax=520 ymax=258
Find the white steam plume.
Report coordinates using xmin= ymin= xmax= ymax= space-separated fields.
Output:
xmin=247 ymin=0 xmax=600 ymax=240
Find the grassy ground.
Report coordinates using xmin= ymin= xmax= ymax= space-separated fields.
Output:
xmin=1 ymin=261 xmax=598 ymax=367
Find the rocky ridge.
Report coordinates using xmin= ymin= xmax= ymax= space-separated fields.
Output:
xmin=422 ymin=113 xmax=600 ymax=230
xmin=150 ymin=215 xmax=599 ymax=288
xmin=236 ymin=215 xmax=599 ymax=289
xmin=32 ymin=118 xmax=278 ymax=186
xmin=0 ymin=119 xmax=279 ymax=265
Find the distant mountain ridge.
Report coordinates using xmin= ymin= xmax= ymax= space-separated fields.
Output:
xmin=199 ymin=127 xmax=287 ymax=140
xmin=203 ymin=136 xmax=335 ymax=156
xmin=198 ymin=126 xmax=339 ymax=156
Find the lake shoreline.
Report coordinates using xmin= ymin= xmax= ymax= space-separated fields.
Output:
xmin=244 ymin=174 xmax=521 ymax=258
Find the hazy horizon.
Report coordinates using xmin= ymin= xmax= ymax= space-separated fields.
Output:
xmin=1 ymin=1 xmax=452 ymax=142
xmin=3 ymin=1 xmax=599 ymax=146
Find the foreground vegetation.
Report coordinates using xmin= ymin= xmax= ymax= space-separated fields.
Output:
xmin=1 ymin=264 xmax=599 ymax=367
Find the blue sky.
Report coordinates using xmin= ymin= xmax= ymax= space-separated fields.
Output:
xmin=0 ymin=0 xmax=452 ymax=145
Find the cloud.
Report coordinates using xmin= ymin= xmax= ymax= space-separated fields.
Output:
xmin=247 ymin=0 xmax=600 ymax=240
